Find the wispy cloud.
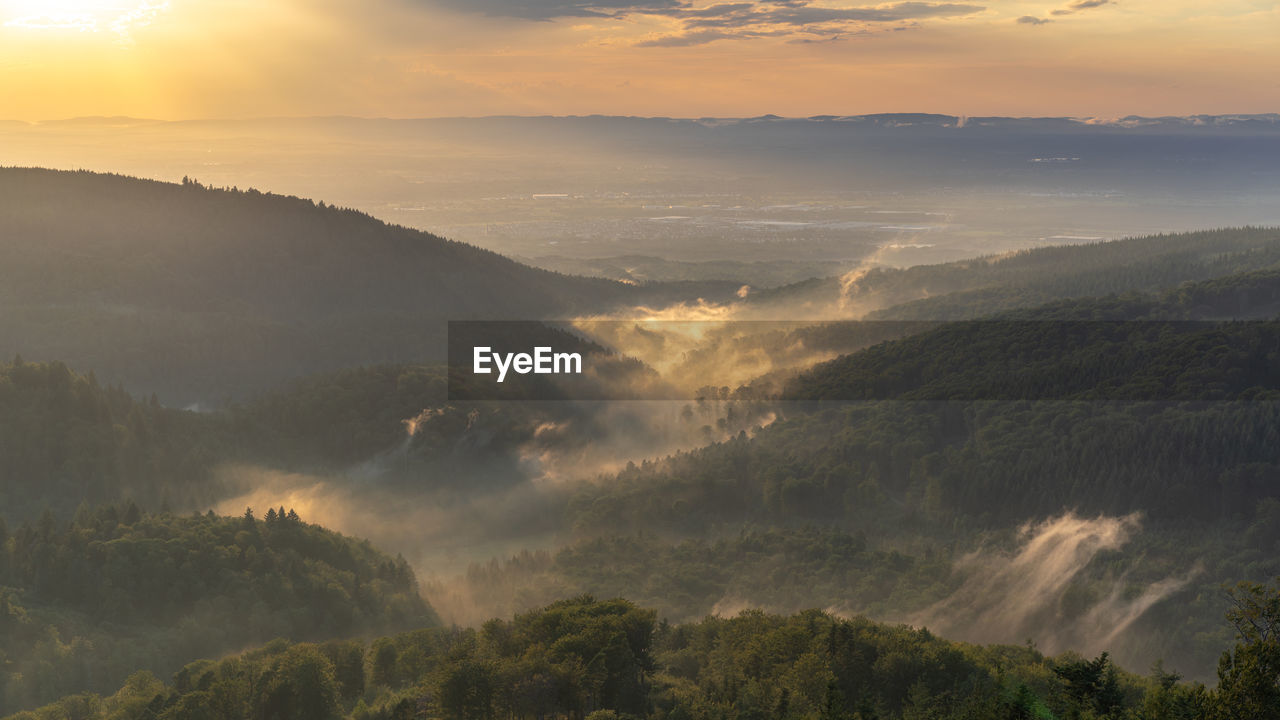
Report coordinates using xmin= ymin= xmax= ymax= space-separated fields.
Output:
xmin=637 ymin=28 xmax=772 ymax=46
xmin=422 ymin=0 xmax=986 ymax=26
xmin=4 ymin=14 xmax=99 ymax=32
xmin=1016 ymin=15 xmax=1052 ymax=25
xmin=787 ymin=32 xmax=858 ymax=44
xmin=632 ymin=1 xmax=983 ymax=47
xmin=422 ymin=0 xmax=690 ymax=21
xmin=678 ymin=1 xmax=983 ymax=28
xmin=1052 ymin=0 xmax=1112 ymax=16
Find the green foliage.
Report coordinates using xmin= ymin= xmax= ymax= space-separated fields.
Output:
xmin=1213 ymin=580 xmax=1280 ymax=718
xmin=230 ymin=364 xmax=448 ymax=468
xmin=787 ymin=319 xmax=1280 ymax=403
xmin=252 ymin=645 xmax=343 ymax=720
xmin=5 ymin=597 xmax=1242 ymax=720
xmin=1053 ymin=652 xmax=1125 ymax=718
xmin=0 ymin=505 xmax=435 ymax=715
xmin=453 ymin=528 xmax=949 ymax=625
xmin=0 ymin=359 xmax=227 ymax=523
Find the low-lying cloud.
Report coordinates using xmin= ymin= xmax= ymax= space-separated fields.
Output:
xmin=908 ymin=513 xmax=1198 ymax=658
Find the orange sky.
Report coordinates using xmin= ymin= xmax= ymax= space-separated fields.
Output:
xmin=0 ymin=0 xmax=1277 ymax=120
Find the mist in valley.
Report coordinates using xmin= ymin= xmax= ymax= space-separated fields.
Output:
xmin=4 ymin=118 xmax=1279 ymax=713
xmin=7 ymin=0 xmax=1280 ymax=708
xmin=906 ymin=513 xmax=1201 ymax=672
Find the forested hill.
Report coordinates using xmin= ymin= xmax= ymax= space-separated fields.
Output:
xmin=0 ymin=358 xmax=229 ymax=524
xmin=18 ymin=591 xmax=1280 ymax=720
xmin=0 ymin=505 xmax=434 ymax=715
xmin=499 ymin=272 xmax=1280 ymax=681
xmin=784 ymin=268 xmax=1280 ymax=403
xmin=0 ymin=168 xmax=735 ymax=404
xmin=755 ymin=226 xmax=1280 ymax=319
xmin=571 ymin=269 xmax=1280 ymax=535
xmin=784 ymin=287 xmax=1280 ymax=405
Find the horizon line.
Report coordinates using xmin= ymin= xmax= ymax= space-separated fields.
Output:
xmin=6 ymin=112 xmax=1280 ymax=126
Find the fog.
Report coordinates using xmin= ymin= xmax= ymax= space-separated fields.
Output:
xmin=907 ymin=513 xmax=1198 ymax=663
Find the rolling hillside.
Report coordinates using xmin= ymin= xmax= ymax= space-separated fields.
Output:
xmin=0 ymin=168 xmax=734 ymax=405
xmin=0 ymin=506 xmax=434 ymax=715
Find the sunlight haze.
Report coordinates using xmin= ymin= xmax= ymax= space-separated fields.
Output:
xmin=1 ymin=0 xmax=1277 ymax=120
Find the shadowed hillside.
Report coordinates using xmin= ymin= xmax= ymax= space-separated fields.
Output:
xmin=0 ymin=168 xmax=735 ymax=405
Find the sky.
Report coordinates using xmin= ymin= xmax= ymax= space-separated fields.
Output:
xmin=0 ymin=0 xmax=1277 ymax=120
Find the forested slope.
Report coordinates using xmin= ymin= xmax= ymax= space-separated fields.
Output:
xmin=574 ymin=270 xmax=1280 ymax=533
xmin=754 ymin=226 xmax=1280 ymax=319
xmin=489 ymin=270 xmax=1280 ymax=676
xmin=17 ymin=591 xmax=1275 ymax=720
xmin=0 ymin=168 xmax=734 ymax=404
xmin=0 ymin=506 xmax=433 ymax=715
xmin=0 ymin=358 xmax=229 ymax=523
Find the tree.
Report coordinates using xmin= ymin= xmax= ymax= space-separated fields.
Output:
xmin=1136 ymin=661 xmax=1208 ymax=720
xmin=1214 ymin=580 xmax=1280 ymax=719
xmin=252 ymin=645 xmax=342 ymax=720
xmin=438 ymin=660 xmax=495 ymax=720
xmin=1053 ymin=652 xmax=1123 ymax=717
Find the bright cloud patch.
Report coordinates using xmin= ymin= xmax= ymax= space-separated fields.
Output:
xmin=3 ymin=0 xmax=169 ymax=41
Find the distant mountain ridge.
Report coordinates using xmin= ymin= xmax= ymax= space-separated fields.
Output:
xmin=12 ymin=113 xmax=1280 ymax=130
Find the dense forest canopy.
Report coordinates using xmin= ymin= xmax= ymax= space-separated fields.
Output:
xmin=0 ymin=505 xmax=434 ymax=714
xmin=16 ymin=590 xmax=1280 ymax=720
xmin=0 ymin=358 xmax=228 ymax=523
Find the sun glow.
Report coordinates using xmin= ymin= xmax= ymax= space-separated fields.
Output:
xmin=2 ymin=0 xmax=168 ymax=37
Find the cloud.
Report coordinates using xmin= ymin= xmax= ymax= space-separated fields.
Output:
xmin=1051 ymin=0 xmax=1112 ymax=15
xmin=1016 ymin=15 xmax=1052 ymax=24
xmin=679 ymin=2 xmax=985 ymax=29
xmin=637 ymin=27 xmax=805 ymax=45
xmin=3 ymin=1 xmax=169 ymax=42
xmin=637 ymin=29 xmax=755 ymax=46
xmin=787 ymin=33 xmax=853 ymax=43
xmin=424 ymin=0 xmax=690 ymax=21
xmin=683 ymin=3 xmax=758 ymax=18
xmin=424 ymin=0 xmax=984 ymax=35
xmin=634 ymin=1 xmax=982 ymax=46
xmin=907 ymin=513 xmax=1197 ymax=659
